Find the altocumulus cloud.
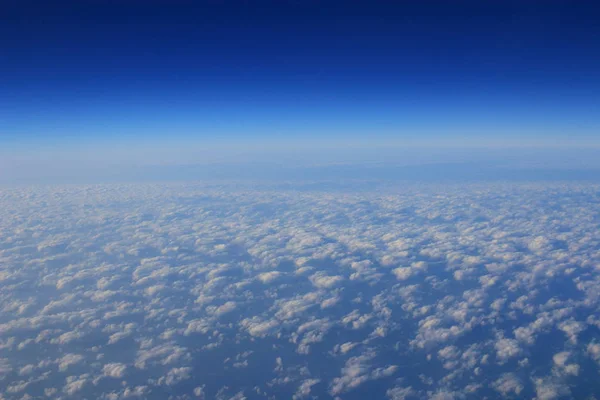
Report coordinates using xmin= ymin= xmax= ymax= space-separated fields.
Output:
xmin=0 ymin=183 xmax=599 ymax=398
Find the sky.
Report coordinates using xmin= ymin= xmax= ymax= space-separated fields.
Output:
xmin=4 ymin=3 xmax=600 ymax=398
xmin=1 ymin=0 xmax=600 ymax=181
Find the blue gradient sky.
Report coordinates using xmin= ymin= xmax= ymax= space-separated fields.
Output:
xmin=1 ymin=1 xmax=600 ymax=182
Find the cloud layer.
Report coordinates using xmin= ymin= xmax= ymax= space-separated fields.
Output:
xmin=0 ymin=182 xmax=599 ymax=399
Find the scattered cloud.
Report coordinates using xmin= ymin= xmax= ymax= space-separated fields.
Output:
xmin=0 ymin=183 xmax=599 ymax=398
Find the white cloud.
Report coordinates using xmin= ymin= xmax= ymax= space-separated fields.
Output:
xmin=102 ymin=363 xmax=127 ymax=378
xmin=257 ymin=271 xmax=282 ymax=284
xmin=1 ymin=183 xmax=599 ymax=399
xmin=320 ymin=296 xmax=340 ymax=309
xmin=495 ymin=338 xmax=522 ymax=363
xmin=333 ymin=342 xmax=359 ymax=355
xmin=533 ymin=377 xmax=570 ymax=400
xmin=309 ymin=272 xmax=343 ymax=289
xmin=587 ymin=342 xmax=600 ymax=363
xmin=293 ymin=378 xmax=320 ymax=399
xmin=194 ymin=385 xmax=206 ymax=398
xmin=386 ymin=386 xmax=415 ymax=400
xmin=58 ymin=354 xmax=85 ymax=372
xmin=492 ymin=373 xmax=523 ymax=396
xmin=158 ymin=367 xmax=192 ymax=386
xmin=63 ymin=375 xmax=88 ymax=395
xmin=329 ymin=350 xmax=397 ymax=395
xmin=393 ymin=267 xmax=413 ymax=281
xmin=240 ymin=317 xmax=280 ymax=338
xmin=552 ymin=351 xmax=580 ymax=376
xmin=212 ymin=301 xmax=237 ymax=316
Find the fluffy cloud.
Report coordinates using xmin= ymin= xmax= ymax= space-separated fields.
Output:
xmin=293 ymin=378 xmax=320 ymax=399
xmin=494 ymin=338 xmax=522 ymax=363
xmin=309 ymin=272 xmax=343 ymax=289
xmin=158 ymin=367 xmax=192 ymax=386
xmin=329 ymin=350 xmax=397 ymax=395
xmin=492 ymin=373 xmax=523 ymax=396
xmin=533 ymin=377 xmax=570 ymax=400
xmin=552 ymin=351 xmax=579 ymax=376
xmin=240 ymin=317 xmax=280 ymax=338
xmin=102 ymin=363 xmax=127 ymax=378
xmin=257 ymin=271 xmax=282 ymax=284
xmin=0 ymin=183 xmax=599 ymax=399
xmin=58 ymin=354 xmax=85 ymax=372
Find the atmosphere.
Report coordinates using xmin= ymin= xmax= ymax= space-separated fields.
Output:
xmin=2 ymin=1 xmax=600 ymax=150
xmin=4 ymin=3 xmax=600 ymax=400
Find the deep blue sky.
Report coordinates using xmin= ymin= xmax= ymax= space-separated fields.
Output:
xmin=1 ymin=0 xmax=600 ymax=147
